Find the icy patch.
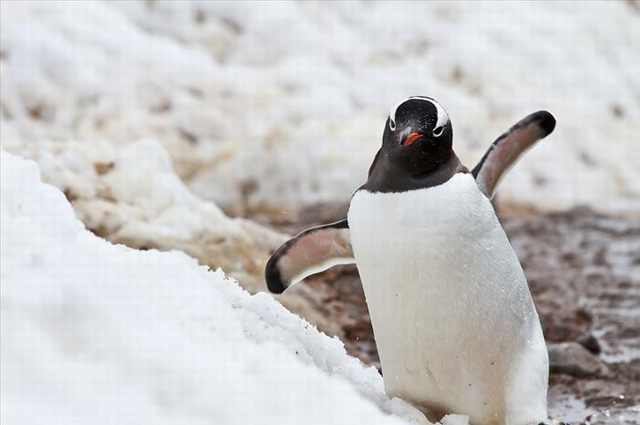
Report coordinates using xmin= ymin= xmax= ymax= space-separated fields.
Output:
xmin=548 ymin=393 xmax=593 ymax=424
xmin=439 ymin=415 xmax=470 ymax=425
xmin=0 ymin=151 xmax=429 ymax=424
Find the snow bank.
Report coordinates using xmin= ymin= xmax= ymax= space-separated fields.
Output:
xmin=15 ymin=138 xmax=287 ymax=292
xmin=0 ymin=151 xmax=433 ymax=424
xmin=14 ymin=139 xmax=343 ymax=334
xmin=1 ymin=1 xmax=639 ymax=215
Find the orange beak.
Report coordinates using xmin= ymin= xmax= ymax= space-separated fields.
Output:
xmin=404 ymin=132 xmax=424 ymax=146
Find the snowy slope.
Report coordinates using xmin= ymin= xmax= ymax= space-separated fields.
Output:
xmin=0 ymin=151 xmax=433 ymax=425
xmin=11 ymin=139 xmax=348 ymax=334
xmin=1 ymin=1 xmax=639 ymax=214
xmin=14 ymin=138 xmax=288 ymax=292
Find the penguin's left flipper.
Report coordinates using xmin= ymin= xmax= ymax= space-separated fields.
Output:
xmin=473 ymin=111 xmax=556 ymax=199
xmin=265 ymin=218 xmax=354 ymax=294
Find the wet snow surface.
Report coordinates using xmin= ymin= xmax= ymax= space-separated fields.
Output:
xmin=509 ymin=208 xmax=640 ymax=425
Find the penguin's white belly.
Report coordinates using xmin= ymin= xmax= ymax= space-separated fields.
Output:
xmin=347 ymin=174 xmax=548 ymax=425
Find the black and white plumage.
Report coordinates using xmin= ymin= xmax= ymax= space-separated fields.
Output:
xmin=265 ymin=97 xmax=555 ymax=425
xmin=265 ymin=219 xmax=352 ymax=294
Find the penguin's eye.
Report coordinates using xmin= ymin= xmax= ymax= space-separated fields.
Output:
xmin=389 ymin=118 xmax=396 ymax=131
xmin=433 ymin=126 xmax=444 ymax=137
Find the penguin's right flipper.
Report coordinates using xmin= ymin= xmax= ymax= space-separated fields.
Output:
xmin=473 ymin=111 xmax=556 ymax=199
xmin=265 ymin=218 xmax=354 ymax=294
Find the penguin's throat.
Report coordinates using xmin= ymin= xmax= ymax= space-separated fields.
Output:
xmin=363 ymin=154 xmax=466 ymax=193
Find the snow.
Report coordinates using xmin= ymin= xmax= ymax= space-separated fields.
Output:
xmin=1 ymin=1 xmax=639 ymax=216
xmin=1 ymin=151 xmax=438 ymax=425
xmin=9 ymin=138 xmax=346 ymax=334
xmin=13 ymin=138 xmax=287 ymax=292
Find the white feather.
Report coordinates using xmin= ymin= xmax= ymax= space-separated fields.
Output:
xmin=288 ymin=257 xmax=354 ymax=287
xmin=347 ymin=173 xmax=548 ymax=425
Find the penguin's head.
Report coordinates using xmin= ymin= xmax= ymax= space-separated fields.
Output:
xmin=381 ymin=96 xmax=453 ymax=177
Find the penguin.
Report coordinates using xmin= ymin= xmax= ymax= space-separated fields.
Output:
xmin=265 ymin=97 xmax=555 ymax=425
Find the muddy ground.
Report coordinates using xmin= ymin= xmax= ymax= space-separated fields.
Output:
xmin=260 ymin=204 xmax=640 ymax=425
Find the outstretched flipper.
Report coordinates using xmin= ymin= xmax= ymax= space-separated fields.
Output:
xmin=265 ymin=218 xmax=354 ymax=294
xmin=473 ymin=111 xmax=556 ymax=198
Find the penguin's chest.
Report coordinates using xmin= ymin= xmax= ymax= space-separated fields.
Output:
xmin=347 ymin=174 xmax=538 ymax=419
xmin=347 ymin=175 xmax=506 ymax=326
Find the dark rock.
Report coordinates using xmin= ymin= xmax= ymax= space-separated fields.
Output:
xmin=548 ymin=342 xmax=609 ymax=378
xmin=578 ymin=334 xmax=602 ymax=355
